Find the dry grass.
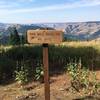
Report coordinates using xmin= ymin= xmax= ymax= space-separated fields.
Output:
xmin=61 ymin=41 xmax=100 ymax=48
xmin=0 ymin=41 xmax=100 ymax=100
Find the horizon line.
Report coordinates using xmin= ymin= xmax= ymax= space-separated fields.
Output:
xmin=1 ymin=20 xmax=100 ymax=24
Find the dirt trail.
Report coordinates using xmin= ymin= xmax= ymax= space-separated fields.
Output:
xmin=0 ymin=72 xmax=100 ymax=100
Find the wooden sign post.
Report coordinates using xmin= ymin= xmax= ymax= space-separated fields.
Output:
xmin=27 ymin=30 xmax=63 ymax=100
xmin=43 ymin=43 xmax=50 ymax=100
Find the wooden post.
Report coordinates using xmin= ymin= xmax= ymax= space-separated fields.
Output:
xmin=27 ymin=29 xmax=63 ymax=100
xmin=43 ymin=44 xmax=50 ymax=100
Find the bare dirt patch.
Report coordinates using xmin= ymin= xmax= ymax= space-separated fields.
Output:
xmin=0 ymin=71 xmax=100 ymax=100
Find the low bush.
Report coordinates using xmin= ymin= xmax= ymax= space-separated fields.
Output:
xmin=34 ymin=63 xmax=44 ymax=82
xmin=15 ymin=66 xmax=28 ymax=87
xmin=66 ymin=59 xmax=100 ymax=95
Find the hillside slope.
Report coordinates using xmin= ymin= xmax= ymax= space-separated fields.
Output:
xmin=0 ymin=21 xmax=100 ymax=43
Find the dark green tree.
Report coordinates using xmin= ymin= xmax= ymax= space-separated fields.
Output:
xmin=9 ymin=27 xmax=20 ymax=45
xmin=20 ymin=34 xmax=26 ymax=45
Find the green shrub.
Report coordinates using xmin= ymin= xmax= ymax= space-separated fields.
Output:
xmin=0 ymin=56 xmax=15 ymax=83
xmin=66 ymin=59 xmax=89 ymax=92
xmin=15 ymin=66 xmax=28 ymax=86
xmin=35 ymin=64 xmax=44 ymax=82
xmin=0 ymin=43 xmax=100 ymax=83
xmin=67 ymin=59 xmax=100 ymax=95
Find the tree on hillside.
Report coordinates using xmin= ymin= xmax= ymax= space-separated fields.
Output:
xmin=9 ymin=27 xmax=20 ymax=45
xmin=20 ymin=34 xmax=26 ymax=45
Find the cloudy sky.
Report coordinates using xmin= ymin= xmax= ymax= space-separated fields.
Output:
xmin=0 ymin=0 xmax=100 ymax=24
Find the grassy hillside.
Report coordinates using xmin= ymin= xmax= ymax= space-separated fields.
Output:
xmin=0 ymin=41 xmax=100 ymax=83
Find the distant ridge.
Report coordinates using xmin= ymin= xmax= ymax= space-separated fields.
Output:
xmin=0 ymin=21 xmax=100 ymax=43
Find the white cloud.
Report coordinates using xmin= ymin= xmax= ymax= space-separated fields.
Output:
xmin=17 ymin=0 xmax=35 ymax=2
xmin=0 ymin=0 xmax=100 ymax=14
xmin=0 ymin=0 xmax=35 ymax=3
xmin=0 ymin=3 xmax=19 ymax=9
xmin=0 ymin=0 xmax=100 ymax=23
xmin=0 ymin=0 xmax=35 ymax=8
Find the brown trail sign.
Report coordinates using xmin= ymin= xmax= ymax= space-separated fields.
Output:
xmin=27 ymin=30 xmax=63 ymax=100
xmin=27 ymin=30 xmax=62 ymax=44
